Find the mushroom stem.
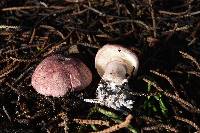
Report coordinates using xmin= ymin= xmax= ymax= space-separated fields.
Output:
xmin=102 ymin=61 xmax=127 ymax=85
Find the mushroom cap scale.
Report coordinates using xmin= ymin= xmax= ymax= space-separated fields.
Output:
xmin=95 ymin=44 xmax=139 ymax=78
xmin=31 ymin=55 xmax=92 ymax=97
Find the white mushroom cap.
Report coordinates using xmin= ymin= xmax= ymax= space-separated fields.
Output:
xmin=95 ymin=44 xmax=139 ymax=80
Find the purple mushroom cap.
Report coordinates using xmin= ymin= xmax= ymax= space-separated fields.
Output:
xmin=31 ymin=55 xmax=92 ymax=97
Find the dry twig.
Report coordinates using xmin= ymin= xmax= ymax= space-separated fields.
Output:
xmin=143 ymin=124 xmax=178 ymax=132
xmin=179 ymin=51 xmax=200 ymax=71
xmin=174 ymin=116 xmax=200 ymax=132
xmin=58 ymin=112 xmax=69 ymax=133
xmin=74 ymin=119 xmax=109 ymax=126
xmin=150 ymin=70 xmax=175 ymax=88
xmin=91 ymin=114 xmax=133 ymax=133
xmin=148 ymin=0 xmax=157 ymax=38
xmin=143 ymin=78 xmax=200 ymax=113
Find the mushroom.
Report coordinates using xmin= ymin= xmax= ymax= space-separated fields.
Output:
xmin=84 ymin=44 xmax=139 ymax=110
xmin=31 ymin=54 xmax=92 ymax=97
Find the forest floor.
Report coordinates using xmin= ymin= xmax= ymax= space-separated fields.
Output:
xmin=0 ymin=0 xmax=200 ymax=132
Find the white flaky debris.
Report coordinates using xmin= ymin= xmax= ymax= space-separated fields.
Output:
xmin=84 ymin=79 xmax=134 ymax=110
